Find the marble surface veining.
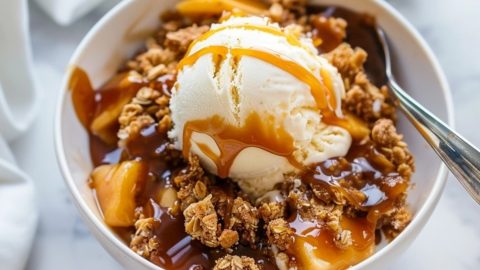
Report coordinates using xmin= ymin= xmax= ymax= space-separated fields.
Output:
xmin=11 ymin=0 xmax=480 ymax=269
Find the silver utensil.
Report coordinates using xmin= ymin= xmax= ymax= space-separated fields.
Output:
xmin=376 ymin=27 xmax=480 ymax=204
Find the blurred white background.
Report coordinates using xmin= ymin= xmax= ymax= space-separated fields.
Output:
xmin=10 ymin=0 xmax=480 ymax=269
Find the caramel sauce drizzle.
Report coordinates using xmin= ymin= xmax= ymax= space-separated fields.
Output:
xmin=183 ymin=113 xmax=299 ymax=178
xmin=178 ymin=45 xmax=334 ymax=113
xmin=320 ymin=68 xmax=337 ymax=112
xmin=183 ymin=23 xmax=338 ymax=112
xmin=185 ymin=24 xmax=307 ymax=55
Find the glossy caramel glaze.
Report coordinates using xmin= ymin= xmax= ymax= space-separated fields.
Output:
xmin=183 ymin=113 xmax=299 ymax=178
xmin=185 ymin=24 xmax=308 ymax=55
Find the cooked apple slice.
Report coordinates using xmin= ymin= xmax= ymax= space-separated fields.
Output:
xmin=176 ymin=0 xmax=268 ymax=17
xmin=158 ymin=187 xmax=178 ymax=208
xmin=90 ymin=74 xmax=140 ymax=144
xmin=326 ymin=112 xmax=370 ymax=141
xmin=90 ymin=94 xmax=135 ymax=144
xmin=292 ymin=216 xmax=375 ymax=270
xmin=91 ymin=161 xmax=147 ymax=227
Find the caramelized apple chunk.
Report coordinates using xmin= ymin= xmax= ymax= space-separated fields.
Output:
xmin=327 ymin=112 xmax=370 ymax=141
xmin=176 ymin=0 xmax=268 ymax=17
xmin=91 ymin=161 xmax=148 ymax=227
xmin=292 ymin=217 xmax=375 ymax=270
xmin=90 ymin=93 xmax=136 ymax=144
xmin=89 ymin=73 xmax=143 ymax=144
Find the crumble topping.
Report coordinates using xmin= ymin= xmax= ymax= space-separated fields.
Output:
xmin=325 ymin=43 xmax=397 ymax=123
xmin=266 ymin=218 xmax=294 ymax=251
xmin=228 ymin=197 xmax=259 ymax=245
xmin=372 ymin=119 xmax=415 ymax=178
xmin=130 ymin=217 xmax=159 ymax=259
xmin=259 ymin=201 xmax=286 ymax=222
xmin=213 ymin=255 xmax=260 ymax=270
xmin=127 ymin=46 xmax=177 ymax=79
xmin=117 ymin=86 xmax=172 ymax=143
xmin=382 ymin=206 xmax=412 ymax=239
xmin=184 ymin=194 xmax=222 ymax=248
xmin=165 ymin=24 xmax=210 ymax=54
xmin=173 ymin=154 xmax=212 ymax=212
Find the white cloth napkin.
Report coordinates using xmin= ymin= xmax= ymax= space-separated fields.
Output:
xmin=0 ymin=0 xmax=40 ymax=269
xmin=35 ymin=0 xmax=109 ymax=25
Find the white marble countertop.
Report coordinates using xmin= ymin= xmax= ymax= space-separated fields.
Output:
xmin=12 ymin=0 xmax=480 ymax=269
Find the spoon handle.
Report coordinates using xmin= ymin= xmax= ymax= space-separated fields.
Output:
xmin=388 ymin=79 xmax=480 ymax=204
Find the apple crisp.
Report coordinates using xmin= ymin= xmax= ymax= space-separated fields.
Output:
xmin=71 ymin=1 xmax=415 ymax=269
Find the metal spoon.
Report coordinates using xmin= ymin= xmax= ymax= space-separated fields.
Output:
xmin=375 ymin=27 xmax=480 ymax=204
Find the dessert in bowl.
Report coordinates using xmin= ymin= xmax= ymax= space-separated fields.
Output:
xmin=55 ymin=0 xmax=452 ymax=269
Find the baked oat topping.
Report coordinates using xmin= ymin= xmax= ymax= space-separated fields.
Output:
xmin=259 ymin=201 xmax=286 ymax=222
xmin=130 ymin=217 xmax=159 ymax=258
xmin=266 ymin=218 xmax=294 ymax=251
xmin=228 ymin=197 xmax=259 ymax=245
xmin=165 ymin=24 xmax=210 ymax=53
xmin=372 ymin=119 xmax=415 ymax=178
xmin=184 ymin=194 xmax=222 ymax=247
xmin=213 ymin=255 xmax=260 ymax=270
xmin=325 ymin=43 xmax=397 ymax=123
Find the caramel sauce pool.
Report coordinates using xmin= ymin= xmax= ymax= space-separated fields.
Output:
xmin=69 ymin=5 xmax=401 ymax=270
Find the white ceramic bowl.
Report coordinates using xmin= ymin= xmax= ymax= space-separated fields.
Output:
xmin=55 ymin=0 xmax=453 ymax=269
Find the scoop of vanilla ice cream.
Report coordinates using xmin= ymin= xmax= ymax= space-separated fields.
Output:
xmin=169 ymin=16 xmax=351 ymax=197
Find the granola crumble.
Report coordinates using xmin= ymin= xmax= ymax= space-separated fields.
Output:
xmin=227 ymin=197 xmax=259 ymax=245
xmin=130 ymin=217 xmax=159 ymax=259
xmin=266 ymin=218 xmax=294 ymax=251
xmin=183 ymin=194 xmax=222 ymax=248
xmin=213 ymin=255 xmax=260 ymax=270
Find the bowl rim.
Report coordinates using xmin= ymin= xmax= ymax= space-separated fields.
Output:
xmin=54 ymin=0 xmax=454 ymax=269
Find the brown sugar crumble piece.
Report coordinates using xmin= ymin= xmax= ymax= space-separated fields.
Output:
xmin=183 ymin=194 xmax=222 ymax=248
xmin=372 ymin=119 xmax=415 ymax=178
xmin=127 ymin=45 xmax=177 ymax=79
xmin=334 ymin=229 xmax=353 ymax=250
xmin=219 ymin=229 xmax=240 ymax=249
xmin=266 ymin=218 xmax=294 ymax=250
xmin=227 ymin=197 xmax=260 ymax=245
xmin=165 ymin=24 xmax=210 ymax=53
xmin=183 ymin=193 xmax=242 ymax=250
xmin=259 ymin=201 xmax=286 ymax=222
xmin=324 ymin=43 xmax=396 ymax=123
xmin=130 ymin=217 xmax=159 ymax=259
xmin=265 ymin=0 xmax=308 ymax=26
xmin=213 ymin=255 xmax=260 ymax=270
xmin=117 ymin=86 xmax=172 ymax=144
xmin=173 ymin=155 xmax=211 ymax=211
xmin=381 ymin=206 xmax=412 ymax=240
xmin=126 ymin=18 xmax=209 ymax=80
